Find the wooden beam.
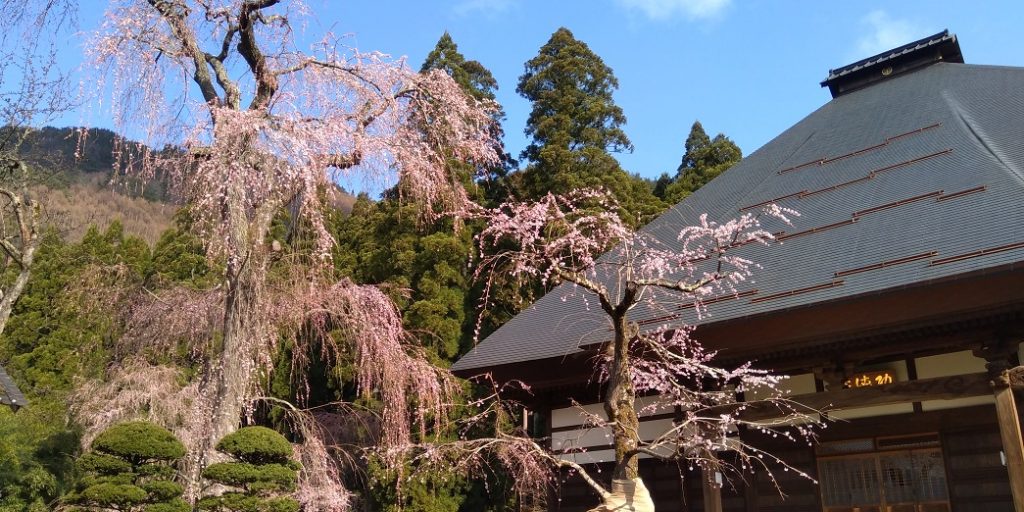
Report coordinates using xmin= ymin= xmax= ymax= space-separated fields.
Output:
xmin=740 ymin=372 xmax=991 ymax=422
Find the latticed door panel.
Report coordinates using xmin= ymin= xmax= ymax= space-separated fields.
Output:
xmin=820 ymin=455 xmax=882 ymax=512
xmin=878 ymin=450 xmax=949 ymax=510
xmin=819 ymin=447 xmax=950 ymax=512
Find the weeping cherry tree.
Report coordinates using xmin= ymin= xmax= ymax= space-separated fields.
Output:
xmin=78 ymin=0 xmax=500 ymax=506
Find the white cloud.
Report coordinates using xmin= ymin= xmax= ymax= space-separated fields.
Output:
xmin=615 ymin=0 xmax=731 ymax=21
xmin=856 ymin=10 xmax=923 ymax=56
xmin=451 ymin=0 xmax=515 ymax=18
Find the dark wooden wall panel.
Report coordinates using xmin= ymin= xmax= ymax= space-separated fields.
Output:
xmin=549 ymin=404 xmax=1017 ymax=512
xmin=944 ymin=427 xmax=1011 ymax=512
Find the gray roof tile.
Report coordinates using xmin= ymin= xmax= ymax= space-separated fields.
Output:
xmin=454 ymin=62 xmax=1024 ymax=372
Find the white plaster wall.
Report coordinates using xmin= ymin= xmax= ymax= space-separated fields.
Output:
xmin=915 ymin=350 xmax=993 ymax=411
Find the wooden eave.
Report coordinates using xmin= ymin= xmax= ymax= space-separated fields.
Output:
xmin=457 ymin=263 xmax=1024 ymax=390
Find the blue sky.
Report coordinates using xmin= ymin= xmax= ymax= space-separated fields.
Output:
xmin=62 ymin=0 xmax=1024 ymax=183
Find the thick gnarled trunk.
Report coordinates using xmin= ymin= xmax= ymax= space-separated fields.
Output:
xmin=594 ymin=309 xmax=655 ymax=512
xmin=184 ymin=183 xmax=276 ymax=498
xmin=209 ymin=249 xmax=265 ymax=445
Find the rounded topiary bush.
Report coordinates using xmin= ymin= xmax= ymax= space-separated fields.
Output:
xmin=202 ymin=462 xmax=297 ymax=490
xmin=200 ymin=427 xmax=300 ymax=512
xmin=63 ymin=421 xmax=188 ymax=512
xmin=215 ymin=426 xmax=293 ymax=464
xmin=76 ymin=452 xmax=133 ymax=475
xmin=92 ymin=421 xmax=186 ymax=463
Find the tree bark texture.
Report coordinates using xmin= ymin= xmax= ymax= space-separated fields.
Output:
xmin=597 ymin=307 xmax=654 ymax=511
xmin=606 ymin=312 xmax=640 ymax=481
xmin=0 ymin=237 xmax=36 ymax=335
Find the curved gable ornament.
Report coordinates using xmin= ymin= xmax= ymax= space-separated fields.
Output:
xmin=0 ymin=364 xmax=27 ymax=412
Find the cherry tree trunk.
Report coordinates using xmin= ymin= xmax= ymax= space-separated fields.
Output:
xmin=592 ymin=313 xmax=655 ymax=512
xmin=182 ymin=248 xmax=267 ymax=496
xmin=184 ymin=184 xmax=275 ymax=496
xmin=211 ymin=251 xmax=264 ymax=446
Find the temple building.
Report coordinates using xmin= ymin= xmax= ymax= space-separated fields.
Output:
xmin=453 ymin=31 xmax=1024 ymax=512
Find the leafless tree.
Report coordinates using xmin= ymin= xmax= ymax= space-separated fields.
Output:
xmin=0 ymin=1 xmax=76 ymax=334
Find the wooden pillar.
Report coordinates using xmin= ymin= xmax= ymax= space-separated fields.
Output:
xmin=701 ymin=466 xmax=722 ymax=512
xmin=700 ymin=380 xmax=726 ymax=512
xmin=980 ymin=347 xmax=1024 ymax=512
xmin=994 ymin=373 xmax=1024 ymax=511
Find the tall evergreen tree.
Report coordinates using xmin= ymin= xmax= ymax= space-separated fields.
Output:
xmin=515 ymin=27 xmax=663 ymax=225
xmin=421 ymin=32 xmax=513 ymax=204
xmin=421 ymin=32 xmax=499 ymax=104
xmin=517 ymin=28 xmax=632 ymax=166
xmin=659 ymin=120 xmax=742 ymax=204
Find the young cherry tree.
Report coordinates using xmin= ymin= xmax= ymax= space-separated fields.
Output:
xmin=465 ymin=189 xmax=817 ymax=511
xmin=82 ymin=0 xmax=499 ymax=504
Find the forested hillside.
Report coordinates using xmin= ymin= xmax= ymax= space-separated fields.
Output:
xmin=6 ymin=127 xmax=174 ymax=243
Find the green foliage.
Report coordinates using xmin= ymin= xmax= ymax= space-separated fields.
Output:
xmin=366 ymin=451 xmax=516 ymax=512
xmin=515 ymin=27 xmax=664 ymax=226
xmin=333 ymin=196 xmax=475 ymax=362
xmin=200 ymin=427 xmax=298 ymax=512
xmin=215 ymin=426 xmax=293 ymax=465
xmin=0 ymin=215 xmax=213 ymax=511
xmin=78 ymin=483 xmax=148 ymax=507
xmin=274 ymin=192 xmax=518 ymax=509
xmin=658 ymin=120 xmax=742 ymax=204
xmin=63 ymin=422 xmax=185 ymax=512
xmin=0 ymin=224 xmax=150 ymax=511
xmin=517 ymin=27 xmax=632 ymax=163
xmin=76 ymin=453 xmax=133 ymax=475
xmin=421 ymin=32 xmax=500 ymax=104
xmin=143 ymin=499 xmax=191 ymax=512
xmin=140 ymin=480 xmax=184 ymax=501
xmin=148 ymin=211 xmax=216 ymax=287
xmin=91 ymin=422 xmax=186 ymax=463
xmin=419 ymin=32 xmax=513 ymax=204
xmin=202 ymin=463 xmax=296 ymax=491
xmin=198 ymin=494 xmax=298 ymax=512
xmin=367 ymin=456 xmax=468 ymax=512
xmin=0 ymin=401 xmax=79 ymax=511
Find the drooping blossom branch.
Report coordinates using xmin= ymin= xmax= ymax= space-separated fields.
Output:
xmin=274 ymin=278 xmax=459 ymax=449
xmin=381 ymin=378 xmax=573 ymax=508
xmin=71 ymin=362 xmax=205 ymax=455
xmin=85 ymin=1 xmax=501 ymax=261
xmin=118 ymin=285 xmax=225 ymax=360
xmin=255 ymin=396 xmax=355 ymax=512
xmin=75 ymin=271 xmax=463 ymax=508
